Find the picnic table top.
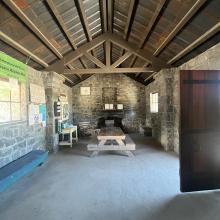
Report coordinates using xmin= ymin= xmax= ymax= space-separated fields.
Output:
xmin=97 ymin=127 xmax=125 ymax=139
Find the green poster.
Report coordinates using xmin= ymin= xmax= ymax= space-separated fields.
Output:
xmin=0 ymin=52 xmax=27 ymax=82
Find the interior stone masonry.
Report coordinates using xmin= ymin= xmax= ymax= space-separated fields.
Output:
xmin=145 ymin=41 xmax=220 ymax=154
xmin=72 ymin=73 xmax=146 ymax=133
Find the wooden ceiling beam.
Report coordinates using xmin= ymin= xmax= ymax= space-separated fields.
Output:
xmin=135 ymin=62 xmax=149 ymax=77
xmin=74 ymin=0 xmax=99 ymax=66
xmin=3 ymin=0 xmax=62 ymax=59
xmin=46 ymin=0 xmax=88 ymax=69
xmin=127 ymin=0 xmax=166 ymax=69
xmin=63 ymin=67 xmax=154 ymax=74
xmin=74 ymin=0 xmax=92 ymax=42
xmin=111 ymin=52 xmax=132 ymax=68
xmin=119 ymin=0 xmax=138 ymax=59
xmin=138 ymin=0 xmax=166 ymax=48
xmin=129 ymin=56 xmax=137 ymax=67
xmin=46 ymin=33 xmax=107 ymax=71
xmin=46 ymin=0 xmax=77 ymax=50
xmin=124 ymin=0 xmax=138 ymax=41
xmin=105 ymin=39 xmax=111 ymax=66
xmin=109 ymin=33 xmax=168 ymax=70
xmin=107 ymin=0 xmax=113 ymax=32
xmin=144 ymin=72 xmax=156 ymax=82
xmin=61 ymin=74 xmax=75 ymax=84
xmin=100 ymin=0 xmax=109 ymax=69
xmin=100 ymin=0 xmax=107 ymax=33
xmin=67 ymin=64 xmax=81 ymax=79
xmin=168 ymin=21 xmax=220 ymax=65
xmin=154 ymin=0 xmax=208 ymax=56
xmin=47 ymin=33 xmax=168 ymax=73
xmin=84 ymin=52 xmax=106 ymax=68
xmin=0 ymin=31 xmax=48 ymax=68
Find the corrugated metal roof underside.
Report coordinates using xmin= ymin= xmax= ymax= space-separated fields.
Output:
xmin=0 ymin=0 xmax=219 ymax=86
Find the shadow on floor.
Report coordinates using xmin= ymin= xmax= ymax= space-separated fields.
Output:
xmin=59 ymin=133 xmax=178 ymax=159
xmin=150 ymin=190 xmax=220 ymax=220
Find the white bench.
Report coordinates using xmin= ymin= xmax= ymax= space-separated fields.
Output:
xmin=87 ymin=134 xmax=135 ymax=157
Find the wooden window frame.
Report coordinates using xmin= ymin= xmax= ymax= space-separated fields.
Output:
xmin=0 ymin=77 xmax=22 ymax=123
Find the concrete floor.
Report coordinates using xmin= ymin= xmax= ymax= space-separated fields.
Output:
xmin=0 ymin=134 xmax=220 ymax=220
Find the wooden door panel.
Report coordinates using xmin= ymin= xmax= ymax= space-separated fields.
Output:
xmin=180 ymin=70 xmax=220 ymax=192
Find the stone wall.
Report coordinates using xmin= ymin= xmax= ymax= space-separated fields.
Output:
xmin=0 ymin=66 xmax=46 ymax=168
xmin=45 ymin=72 xmax=72 ymax=152
xmin=145 ymin=42 xmax=220 ymax=153
xmin=0 ymin=66 xmax=72 ymax=168
xmin=145 ymin=69 xmax=176 ymax=151
xmin=72 ymin=74 xmax=146 ymax=132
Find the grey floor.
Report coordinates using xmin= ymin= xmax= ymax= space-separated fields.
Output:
xmin=0 ymin=134 xmax=220 ymax=220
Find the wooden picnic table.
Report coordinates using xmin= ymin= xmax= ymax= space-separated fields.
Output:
xmin=97 ymin=127 xmax=126 ymax=146
xmin=87 ymin=127 xmax=135 ymax=157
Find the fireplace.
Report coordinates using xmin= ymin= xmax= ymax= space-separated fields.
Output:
xmin=97 ymin=116 xmax=124 ymax=131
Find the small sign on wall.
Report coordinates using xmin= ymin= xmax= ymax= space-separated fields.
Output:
xmin=28 ymin=104 xmax=40 ymax=126
xmin=117 ymin=104 xmax=123 ymax=110
xmin=105 ymin=104 xmax=114 ymax=110
xmin=80 ymin=86 xmax=90 ymax=96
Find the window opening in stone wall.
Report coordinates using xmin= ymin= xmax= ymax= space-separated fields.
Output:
xmin=150 ymin=92 xmax=158 ymax=113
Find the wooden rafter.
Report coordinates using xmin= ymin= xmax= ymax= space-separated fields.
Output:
xmin=3 ymin=0 xmax=62 ymax=59
xmin=129 ymin=56 xmax=137 ymax=67
xmin=84 ymin=52 xmax=106 ymax=68
xmin=153 ymin=0 xmax=208 ymax=56
xmin=101 ymin=0 xmax=108 ymax=67
xmin=139 ymin=0 xmax=166 ymax=48
xmin=144 ymin=72 xmax=156 ymax=82
xmin=61 ymin=74 xmax=75 ymax=84
xmin=46 ymin=0 xmax=77 ymax=49
xmin=74 ymin=0 xmax=99 ymax=66
xmin=0 ymin=31 xmax=48 ymax=67
xmin=109 ymin=33 xmax=168 ymax=70
xmin=119 ymin=0 xmax=138 ymax=58
xmin=74 ymin=0 xmax=92 ymax=41
xmin=46 ymin=33 xmax=168 ymax=73
xmin=67 ymin=64 xmax=81 ymax=79
xmin=168 ymin=21 xmax=220 ymax=64
xmin=124 ymin=0 xmax=138 ymax=41
xmin=127 ymin=0 xmax=166 ymax=70
xmin=100 ymin=0 xmax=107 ymax=33
xmin=111 ymin=52 xmax=132 ymax=68
xmin=46 ymin=33 xmax=107 ymax=71
xmin=135 ymin=63 xmax=149 ymax=77
xmin=63 ymin=67 xmax=153 ymax=75
xmin=46 ymin=0 xmax=88 ymax=69
xmin=105 ymin=39 xmax=111 ymax=66
xmin=107 ymin=0 xmax=113 ymax=32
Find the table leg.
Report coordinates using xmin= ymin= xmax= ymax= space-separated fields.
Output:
xmin=116 ymin=139 xmax=125 ymax=146
xmin=90 ymin=151 xmax=99 ymax=157
xmin=98 ymin=139 xmax=106 ymax=146
xmin=121 ymin=150 xmax=134 ymax=157
xmin=75 ymin=128 xmax=78 ymax=142
xmin=70 ymin=131 xmax=73 ymax=148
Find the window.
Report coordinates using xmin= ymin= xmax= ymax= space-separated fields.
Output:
xmin=105 ymin=104 xmax=114 ymax=110
xmin=150 ymin=92 xmax=158 ymax=113
xmin=0 ymin=78 xmax=21 ymax=122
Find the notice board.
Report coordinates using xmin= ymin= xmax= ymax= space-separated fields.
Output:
xmin=0 ymin=52 xmax=27 ymax=82
xmin=30 ymin=83 xmax=46 ymax=104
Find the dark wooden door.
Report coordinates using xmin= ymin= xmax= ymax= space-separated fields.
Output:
xmin=180 ymin=70 xmax=220 ymax=192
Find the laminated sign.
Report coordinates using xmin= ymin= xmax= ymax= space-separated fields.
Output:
xmin=0 ymin=52 xmax=27 ymax=82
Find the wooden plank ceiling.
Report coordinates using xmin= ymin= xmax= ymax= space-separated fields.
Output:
xmin=0 ymin=0 xmax=220 ymax=86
